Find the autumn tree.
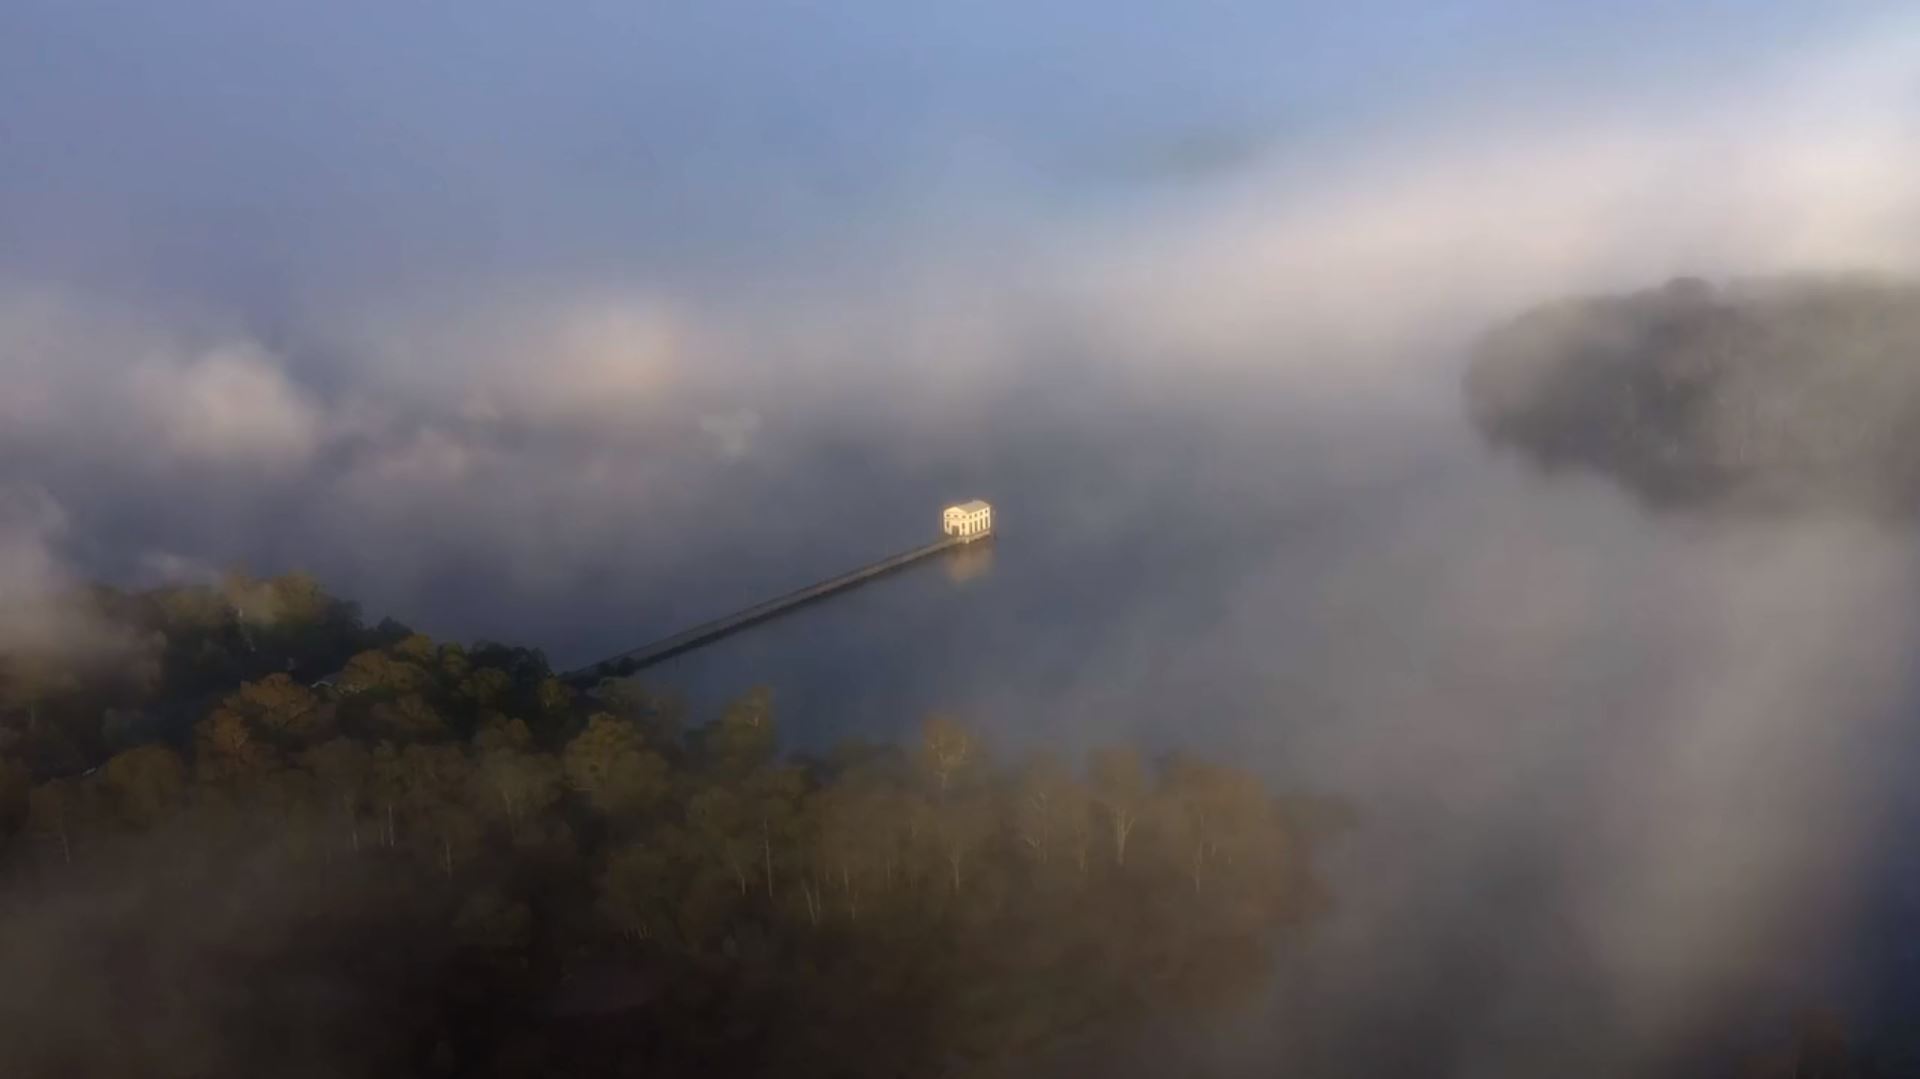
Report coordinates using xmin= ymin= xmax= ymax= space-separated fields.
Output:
xmin=473 ymin=719 xmax=562 ymax=842
xmin=687 ymin=782 xmax=756 ymax=899
xmin=0 ymin=753 xmax=31 ymax=839
xmin=195 ymin=707 xmax=278 ymax=783
xmin=209 ymin=673 xmax=331 ymax=750
xmin=599 ymin=842 xmax=680 ymax=943
xmin=399 ymin=742 xmax=480 ymax=875
xmin=591 ymin=678 xmax=686 ymax=748
xmin=705 ymin=686 xmax=776 ymax=774
xmin=1014 ymin=752 xmax=1093 ymax=883
xmin=1090 ymin=746 xmax=1150 ymax=869
xmin=0 ymin=572 xmax=1349 ymax=1078
xmin=302 ymin=737 xmax=373 ymax=851
xmin=919 ymin=715 xmax=980 ymax=793
xmin=369 ymin=694 xmax=447 ymax=743
xmin=98 ymin=744 xmax=187 ymax=828
xmin=563 ymin=713 xmax=669 ymax=820
xmin=338 ymin=648 xmax=433 ymax=700
xmin=27 ymin=777 xmax=93 ymax=864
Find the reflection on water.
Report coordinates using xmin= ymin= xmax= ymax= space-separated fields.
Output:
xmin=942 ymin=538 xmax=996 ymax=584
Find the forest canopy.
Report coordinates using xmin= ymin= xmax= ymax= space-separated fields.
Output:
xmin=0 ymin=572 xmax=1344 ymax=1078
xmin=1464 ymin=276 xmax=1920 ymax=515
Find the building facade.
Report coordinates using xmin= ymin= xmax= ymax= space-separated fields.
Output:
xmin=942 ymin=500 xmax=993 ymax=541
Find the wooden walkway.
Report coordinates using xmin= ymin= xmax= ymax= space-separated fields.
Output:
xmin=561 ymin=531 xmax=986 ymax=685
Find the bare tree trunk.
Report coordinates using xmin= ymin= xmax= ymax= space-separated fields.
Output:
xmin=1113 ymin=813 xmax=1136 ymax=867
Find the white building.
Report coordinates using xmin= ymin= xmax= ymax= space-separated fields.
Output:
xmin=942 ymin=500 xmax=993 ymax=541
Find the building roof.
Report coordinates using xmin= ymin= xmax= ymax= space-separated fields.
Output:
xmin=947 ymin=500 xmax=991 ymax=513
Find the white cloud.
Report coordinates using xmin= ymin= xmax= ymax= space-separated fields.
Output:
xmin=1036 ymin=17 xmax=1920 ymax=400
xmin=0 ymin=484 xmax=125 ymax=659
xmin=698 ymin=408 xmax=761 ymax=460
xmin=132 ymin=346 xmax=322 ymax=469
xmin=0 ymin=289 xmax=323 ymax=475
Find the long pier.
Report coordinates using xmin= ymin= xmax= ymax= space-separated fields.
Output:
xmin=562 ymin=530 xmax=986 ymax=686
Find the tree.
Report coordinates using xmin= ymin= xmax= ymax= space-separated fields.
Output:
xmin=0 ymin=649 xmax=80 ymax=738
xmin=369 ymin=694 xmax=447 ymax=742
xmin=303 ymin=737 xmax=373 ymax=851
xmin=195 ymin=707 xmax=279 ymax=782
xmin=533 ymin=677 xmax=574 ymax=734
xmin=1014 ymin=753 xmax=1092 ymax=882
xmin=599 ymin=842 xmax=680 ymax=942
xmin=27 ymin=778 xmax=93 ymax=864
xmin=919 ymin=715 xmax=980 ymax=794
xmin=932 ymin=788 xmax=997 ymax=895
xmin=456 ymin=667 xmax=513 ymax=714
xmin=338 ymin=648 xmax=432 ymax=699
xmin=687 ymin=785 xmax=756 ymax=898
xmin=474 ymin=738 xmax=562 ymax=842
xmin=224 ymin=569 xmax=330 ymax=628
xmin=99 ymin=744 xmax=187 ymax=828
xmin=706 ymin=687 xmax=776 ymax=774
xmin=741 ymin=764 xmax=807 ymax=902
xmin=592 ymin=678 xmax=685 ymax=747
xmin=211 ymin=673 xmax=330 ymax=748
xmin=453 ymin=887 xmax=533 ymax=959
xmin=0 ymin=569 xmax=1352 ymax=1076
xmin=1090 ymin=746 xmax=1149 ymax=869
xmin=1153 ymin=757 xmax=1271 ymax=896
xmin=0 ymin=753 xmax=31 ymax=839
xmin=390 ymin=633 xmax=437 ymax=665
xmin=369 ymin=741 xmax=406 ymax=847
xmin=399 ymin=743 xmax=479 ymax=875
xmin=801 ymin=780 xmax=899 ymax=921
xmin=563 ymin=713 xmax=669 ymax=820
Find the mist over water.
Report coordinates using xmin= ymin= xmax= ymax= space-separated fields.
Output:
xmin=7 ymin=1 xmax=1920 ymax=1073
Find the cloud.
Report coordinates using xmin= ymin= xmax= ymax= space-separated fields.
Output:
xmin=0 ymin=485 xmax=128 ymax=661
xmin=132 ymin=346 xmax=322 ymax=469
xmin=698 ymin=409 xmax=762 ymax=460
xmin=0 ymin=289 xmax=322 ymax=476
xmin=0 ymin=486 xmax=71 ymax=610
xmin=1038 ymin=20 xmax=1920 ymax=400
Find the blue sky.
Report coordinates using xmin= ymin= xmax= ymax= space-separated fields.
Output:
xmin=2 ymin=0 xmax=1908 ymax=304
